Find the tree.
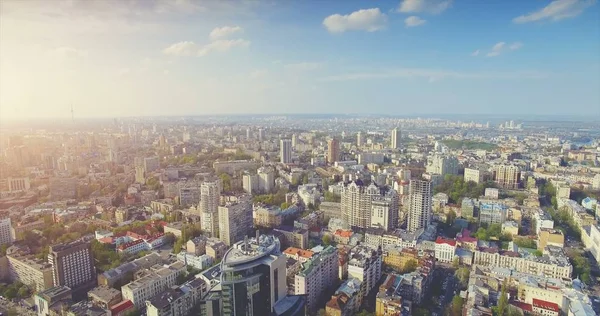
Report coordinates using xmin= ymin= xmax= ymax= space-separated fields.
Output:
xmin=452 ymin=257 xmax=460 ymax=269
xmin=219 ymin=173 xmax=232 ymax=192
xmin=495 ymin=279 xmax=509 ymax=316
xmin=17 ymin=285 xmax=31 ymax=298
xmin=403 ymin=259 xmax=418 ymax=273
xmin=446 ymin=209 xmax=457 ymax=226
xmin=281 ymin=202 xmax=290 ymax=210
xmin=455 ymin=267 xmax=470 ymax=289
xmin=322 ymin=234 xmax=332 ymax=246
xmin=448 ymin=295 xmax=464 ymax=316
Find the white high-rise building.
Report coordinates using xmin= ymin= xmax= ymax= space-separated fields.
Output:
xmin=280 ymin=139 xmax=292 ymax=164
xmin=200 ymin=179 xmax=222 ymax=237
xmin=0 ymin=212 xmax=13 ymax=246
xmin=258 ymin=128 xmax=265 ymax=141
xmin=218 ymin=195 xmax=253 ymax=246
xmin=593 ymin=174 xmax=600 ymax=190
xmin=426 ymin=154 xmax=459 ymax=176
xmin=390 ymin=128 xmax=401 ymax=149
xmin=407 ymin=180 xmax=432 ymax=232
xmin=258 ymin=167 xmax=275 ymax=193
xmin=291 ymin=134 xmax=299 ymax=148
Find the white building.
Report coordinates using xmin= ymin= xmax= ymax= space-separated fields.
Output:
xmin=464 ymin=168 xmax=484 ymax=184
xmin=122 ymin=261 xmax=186 ymax=308
xmin=426 ymin=155 xmax=459 ymax=176
xmin=390 ymin=128 xmax=401 ymax=149
xmin=218 ymin=195 xmax=253 ymax=246
xmin=484 ymin=188 xmax=499 ymax=199
xmin=0 ymin=213 xmax=13 ymax=245
xmin=434 ymin=237 xmax=456 ymax=263
xmin=294 ymin=246 xmax=339 ymax=313
xmin=407 ymin=180 xmax=432 ymax=232
xmin=347 ymin=245 xmax=382 ymax=307
xmin=298 ymin=184 xmax=321 ymax=207
xmin=200 ymin=179 xmax=221 ymax=237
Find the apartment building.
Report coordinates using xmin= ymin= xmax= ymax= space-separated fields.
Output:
xmin=294 ymin=246 xmax=339 ymax=313
xmin=145 ymin=278 xmax=207 ymax=316
xmin=121 ymin=261 xmax=186 ymax=308
xmin=48 ymin=239 xmax=96 ymax=291
xmin=347 ymin=245 xmax=382 ymax=307
xmin=472 ymin=246 xmax=572 ymax=279
xmin=6 ymin=254 xmax=54 ymax=291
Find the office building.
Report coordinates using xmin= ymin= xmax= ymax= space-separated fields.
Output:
xmin=218 ymin=195 xmax=253 ymax=246
xmin=0 ymin=211 xmax=13 ymax=245
xmin=340 ymin=181 xmax=399 ymax=230
xmin=327 ymin=138 xmax=340 ymax=164
xmin=295 ymin=246 xmax=339 ymax=313
xmin=280 ymin=139 xmax=292 ymax=164
xmin=426 ymin=154 xmax=459 ymax=176
xmin=200 ymin=179 xmax=222 ymax=237
xmin=121 ymin=261 xmax=186 ymax=308
xmin=492 ymin=164 xmax=521 ymax=189
xmin=407 ymin=180 xmax=432 ymax=232
xmin=390 ymin=128 xmax=401 ymax=149
xmin=220 ymin=234 xmax=287 ymax=316
xmin=48 ymin=238 xmax=96 ymax=291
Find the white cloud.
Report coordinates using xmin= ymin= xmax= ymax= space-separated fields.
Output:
xmin=485 ymin=41 xmax=522 ymax=57
xmin=198 ymin=39 xmax=250 ymax=57
xmin=209 ymin=26 xmax=243 ymax=41
xmin=404 ymin=16 xmax=427 ymax=27
xmin=471 ymin=49 xmax=480 ymax=57
xmin=163 ymin=41 xmax=197 ymax=56
xmin=513 ymin=0 xmax=596 ymax=23
xmin=319 ymin=68 xmax=548 ymax=82
xmin=509 ymin=42 xmax=524 ymax=50
xmin=323 ymin=8 xmax=387 ymax=33
xmin=284 ymin=62 xmax=322 ymax=71
xmin=398 ymin=0 xmax=453 ymax=14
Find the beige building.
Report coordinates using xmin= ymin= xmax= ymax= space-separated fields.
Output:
xmin=145 ymin=278 xmax=207 ymax=316
xmin=121 ymin=261 xmax=186 ymax=308
xmin=538 ymin=229 xmax=564 ymax=250
xmin=6 ymin=254 xmax=54 ymax=291
xmin=464 ymin=168 xmax=485 ymax=184
xmin=492 ymin=164 xmax=521 ymax=189
xmin=253 ymin=206 xmax=282 ymax=228
xmin=472 ymin=246 xmax=571 ymax=279
xmin=218 ymin=195 xmax=252 ymax=246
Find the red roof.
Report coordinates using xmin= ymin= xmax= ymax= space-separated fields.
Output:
xmin=511 ymin=301 xmax=533 ymax=312
xmin=118 ymin=239 xmax=144 ymax=250
xmin=532 ymin=299 xmax=559 ymax=312
xmin=335 ymin=229 xmax=353 ymax=238
xmin=436 ymin=236 xmax=457 ymax=246
xmin=110 ymin=300 xmax=134 ymax=314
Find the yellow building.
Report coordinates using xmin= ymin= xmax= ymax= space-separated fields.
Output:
xmin=538 ymin=230 xmax=564 ymax=251
xmin=383 ymin=247 xmax=418 ymax=272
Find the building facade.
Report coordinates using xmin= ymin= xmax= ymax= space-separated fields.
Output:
xmin=407 ymin=180 xmax=432 ymax=232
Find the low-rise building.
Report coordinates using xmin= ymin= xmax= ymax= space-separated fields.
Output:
xmin=325 ymin=278 xmax=362 ymax=316
xmin=88 ymin=286 xmax=123 ymax=309
xmin=145 ymin=278 xmax=207 ymax=316
xmin=434 ymin=237 xmax=456 ymax=263
xmin=121 ymin=261 xmax=186 ymax=308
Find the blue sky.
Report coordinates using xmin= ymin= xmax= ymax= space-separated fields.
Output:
xmin=0 ymin=0 xmax=598 ymax=119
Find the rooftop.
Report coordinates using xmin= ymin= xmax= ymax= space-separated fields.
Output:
xmin=223 ymin=234 xmax=281 ymax=266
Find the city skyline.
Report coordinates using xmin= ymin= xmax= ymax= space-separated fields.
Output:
xmin=1 ymin=0 xmax=599 ymax=119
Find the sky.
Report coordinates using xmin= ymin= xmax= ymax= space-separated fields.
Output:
xmin=0 ymin=0 xmax=599 ymax=119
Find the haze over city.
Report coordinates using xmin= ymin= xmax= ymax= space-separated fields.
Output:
xmin=1 ymin=0 xmax=599 ymax=119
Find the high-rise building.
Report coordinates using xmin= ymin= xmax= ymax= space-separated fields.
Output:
xmin=294 ymin=246 xmax=339 ymax=313
xmin=144 ymin=156 xmax=160 ymax=173
xmin=464 ymin=167 xmax=485 ymax=184
xmin=327 ymin=138 xmax=340 ymax=165
xmin=246 ymin=128 xmax=252 ymax=139
xmin=218 ymin=195 xmax=253 ymax=246
xmin=135 ymin=166 xmax=145 ymax=184
xmin=220 ymin=234 xmax=287 ymax=316
xmin=200 ymin=179 xmax=222 ymax=237
xmin=340 ymin=181 xmax=399 ymax=230
xmin=426 ymin=154 xmax=459 ymax=176
xmin=0 ymin=211 xmax=13 ymax=246
xmin=257 ymin=166 xmax=275 ymax=193
xmin=356 ymin=132 xmax=363 ymax=147
xmin=48 ymin=239 xmax=96 ymax=291
xmin=390 ymin=128 xmax=401 ymax=149
xmin=492 ymin=164 xmax=521 ymax=189
xmin=280 ymin=139 xmax=292 ymax=164
xmin=258 ymin=128 xmax=265 ymax=141
xmin=291 ymin=134 xmax=299 ymax=148
xmin=407 ymin=180 xmax=432 ymax=232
